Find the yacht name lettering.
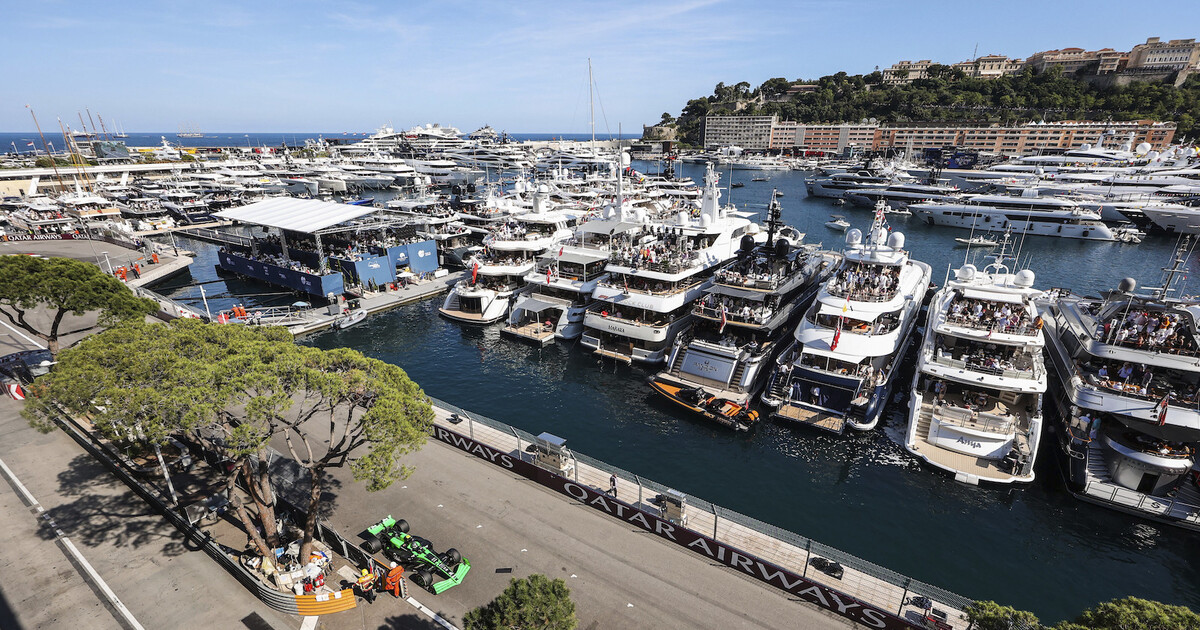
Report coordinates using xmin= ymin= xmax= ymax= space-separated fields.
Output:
xmin=695 ymin=361 xmax=718 ymax=373
xmin=955 ymin=436 xmax=983 ymax=450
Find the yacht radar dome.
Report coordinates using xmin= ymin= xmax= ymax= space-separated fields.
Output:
xmin=887 ymin=231 xmax=905 ymax=249
xmin=846 ymin=228 xmax=863 ymax=245
xmin=1136 ymin=142 xmax=1152 ymax=154
xmin=1080 ymin=143 xmax=1092 ymax=151
xmin=700 ymin=214 xmax=713 ymax=228
xmin=1014 ymin=269 xmax=1036 ymax=288
xmin=956 ymin=264 xmax=977 ymax=281
xmin=1118 ymin=277 xmax=1137 ymax=293
xmin=677 ymin=211 xmax=688 ymax=226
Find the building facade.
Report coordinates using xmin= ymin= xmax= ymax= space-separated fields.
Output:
xmin=952 ymin=55 xmax=1025 ymax=79
xmin=702 ymin=115 xmax=777 ymax=150
xmin=700 ymin=116 xmax=1176 ymax=155
xmin=1127 ymin=37 xmax=1200 ymax=71
xmin=874 ymin=120 xmax=1175 ymax=154
xmin=1024 ymin=47 xmax=1126 ymax=74
xmin=882 ymin=60 xmax=934 ymax=84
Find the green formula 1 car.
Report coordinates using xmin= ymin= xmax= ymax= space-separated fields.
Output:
xmin=363 ymin=515 xmax=470 ymax=594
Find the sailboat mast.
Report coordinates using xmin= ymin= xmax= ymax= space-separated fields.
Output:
xmin=86 ymin=108 xmax=99 ymax=139
xmin=27 ymin=105 xmax=67 ymax=190
xmin=588 ymin=58 xmax=595 ymax=151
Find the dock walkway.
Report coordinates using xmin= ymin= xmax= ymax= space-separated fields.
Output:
xmin=287 ymin=271 xmax=463 ymax=336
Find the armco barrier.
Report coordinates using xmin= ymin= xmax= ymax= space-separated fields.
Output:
xmin=428 ymin=396 xmax=972 ymax=629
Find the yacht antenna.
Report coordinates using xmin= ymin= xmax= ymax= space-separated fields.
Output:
xmin=1155 ymin=235 xmax=1192 ymax=300
xmin=765 ymin=188 xmax=781 ymax=248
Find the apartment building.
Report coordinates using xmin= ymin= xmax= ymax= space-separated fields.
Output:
xmin=702 ymin=115 xmax=776 ymax=150
xmin=1024 ymin=47 xmax=1127 ymax=74
xmin=875 ymin=120 xmax=1175 ymax=154
xmin=951 ymin=55 xmax=1024 ymax=79
xmin=702 ymin=116 xmax=1176 ymax=155
xmin=882 ymin=60 xmax=934 ymax=84
xmin=1127 ymin=37 xmax=1200 ymax=71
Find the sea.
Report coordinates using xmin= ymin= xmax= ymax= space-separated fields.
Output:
xmin=145 ymin=159 xmax=1200 ymax=624
xmin=0 ymin=131 xmax=624 ymax=153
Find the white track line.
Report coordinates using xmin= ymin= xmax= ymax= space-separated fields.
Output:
xmin=0 ymin=318 xmax=45 ymax=350
xmin=0 ymin=455 xmax=145 ymax=630
xmin=405 ymin=596 xmax=458 ymax=630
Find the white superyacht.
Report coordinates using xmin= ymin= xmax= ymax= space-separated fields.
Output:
xmin=761 ymin=207 xmax=932 ymax=432
xmin=905 ymin=237 xmax=1047 ymax=485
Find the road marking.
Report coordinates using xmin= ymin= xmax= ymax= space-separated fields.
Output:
xmin=299 ymin=615 xmax=318 ymax=630
xmin=0 ymin=455 xmax=145 ymax=630
xmin=405 ymin=596 xmax=458 ymax=630
xmin=0 ymin=318 xmax=45 ymax=350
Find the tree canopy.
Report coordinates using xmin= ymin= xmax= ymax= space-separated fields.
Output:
xmin=966 ymin=597 xmax=1200 ymax=630
xmin=463 ymin=574 xmax=577 ymax=630
xmin=667 ymin=70 xmax=1200 ymax=146
xmin=0 ymin=255 xmax=158 ymax=354
xmin=23 ymin=319 xmax=434 ymax=559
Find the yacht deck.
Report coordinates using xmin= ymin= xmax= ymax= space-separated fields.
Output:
xmin=773 ymin=402 xmax=846 ymax=433
xmin=1075 ymin=440 xmax=1200 ymax=530
xmin=909 ymin=398 xmax=1019 ymax=482
xmin=501 ymin=321 xmax=556 ymax=346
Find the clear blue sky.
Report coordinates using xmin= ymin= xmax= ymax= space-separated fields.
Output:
xmin=4 ymin=0 xmax=1198 ymax=133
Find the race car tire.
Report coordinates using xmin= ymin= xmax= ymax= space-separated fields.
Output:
xmin=413 ymin=569 xmax=432 ymax=588
xmin=363 ymin=537 xmax=383 ymax=554
xmin=394 ymin=519 xmax=410 ymax=533
xmin=443 ymin=548 xmax=461 ymax=565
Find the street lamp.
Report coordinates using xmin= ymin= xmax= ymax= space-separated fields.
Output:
xmin=101 ymin=251 xmax=112 ymax=274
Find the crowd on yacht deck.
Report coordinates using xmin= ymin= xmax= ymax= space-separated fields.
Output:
xmin=946 ymin=297 xmax=1039 ymax=334
xmin=1099 ymin=309 xmax=1196 ymax=352
xmin=827 ymin=265 xmax=900 ymax=300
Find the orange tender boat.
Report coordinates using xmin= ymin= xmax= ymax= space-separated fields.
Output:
xmin=650 ymin=379 xmax=760 ymax=431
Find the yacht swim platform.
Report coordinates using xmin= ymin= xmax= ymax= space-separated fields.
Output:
xmin=773 ymin=402 xmax=846 ymax=434
xmin=1069 ymin=439 xmax=1200 ymax=531
xmin=500 ymin=321 xmax=556 ymax=346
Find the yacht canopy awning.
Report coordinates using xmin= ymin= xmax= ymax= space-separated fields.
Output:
xmin=578 ymin=220 xmax=642 ymax=235
xmin=961 ymin=288 xmax=1023 ymax=304
xmin=709 ymin=284 xmax=768 ymax=301
xmin=550 ymin=250 xmax=607 ymax=265
xmin=214 ymin=197 xmax=377 ymax=234
xmin=517 ymin=297 xmax=565 ymax=313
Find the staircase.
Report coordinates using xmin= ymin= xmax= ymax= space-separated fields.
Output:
xmin=915 ymin=401 xmax=934 ymax=442
xmin=1085 ymin=440 xmax=1112 ymax=483
xmin=668 ymin=348 xmax=688 ymax=377
xmin=729 ymin=361 xmax=748 ymax=391
xmin=766 ymin=373 xmax=788 ymax=400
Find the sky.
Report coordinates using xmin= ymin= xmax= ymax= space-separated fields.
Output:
xmin=3 ymin=0 xmax=1199 ymax=133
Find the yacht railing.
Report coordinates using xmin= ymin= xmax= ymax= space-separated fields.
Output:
xmin=932 ymin=404 xmax=1015 ymax=435
xmin=585 ymin=303 xmax=670 ymax=328
xmin=931 ymin=353 xmax=1042 ymax=380
xmin=693 ymin=303 xmax=771 ymax=326
xmin=944 ymin=313 xmax=1039 ymax=336
xmin=596 ymin=276 xmax=704 ymax=298
xmin=826 ymin=284 xmax=899 ymax=303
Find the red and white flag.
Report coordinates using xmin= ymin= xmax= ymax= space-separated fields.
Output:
xmin=1157 ymin=394 xmax=1170 ymax=426
xmin=719 ymin=305 xmax=728 ymax=334
xmin=831 ymin=317 xmax=843 ymax=351
xmin=472 ymin=261 xmax=479 ymax=284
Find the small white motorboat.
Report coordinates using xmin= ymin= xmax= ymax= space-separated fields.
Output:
xmin=332 ymin=308 xmax=368 ymax=330
xmin=954 ymin=236 xmax=997 ymax=247
xmin=825 ymin=215 xmax=850 ymax=231
xmin=1112 ymin=226 xmax=1145 ymax=244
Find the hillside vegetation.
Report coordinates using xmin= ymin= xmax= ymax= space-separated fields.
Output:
xmin=666 ymin=66 xmax=1200 ymax=146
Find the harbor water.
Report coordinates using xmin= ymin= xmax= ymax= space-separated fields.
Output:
xmin=157 ymin=161 xmax=1200 ymax=623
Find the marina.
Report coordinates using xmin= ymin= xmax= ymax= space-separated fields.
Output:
xmin=7 ymin=128 xmax=1200 ymax=624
